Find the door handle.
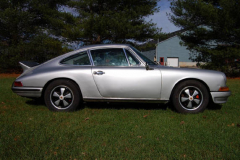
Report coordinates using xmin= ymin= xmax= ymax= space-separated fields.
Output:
xmin=93 ymin=71 xmax=105 ymax=75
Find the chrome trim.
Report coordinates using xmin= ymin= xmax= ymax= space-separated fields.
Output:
xmin=60 ymin=64 xmax=92 ymax=67
xmin=89 ymin=47 xmax=134 ymax=67
xmin=93 ymin=71 xmax=105 ymax=75
xmin=84 ymin=98 xmax=168 ymax=103
xmin=87 ymin=49 xmax=94 ymax=66
xmin=123 ymin=48 xmax=130 ymax=66
xmin=58 ymin=49 xmax=92 ymax=66
xmin=126 ymin=47 xmax=145 ymax=66
xmin=88 ymin=46 xmax=127 ymax=67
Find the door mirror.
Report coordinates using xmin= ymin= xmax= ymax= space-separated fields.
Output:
xmin=146 ymin=62 xmax=154 ymax=70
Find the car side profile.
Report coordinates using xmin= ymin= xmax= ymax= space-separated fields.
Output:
xmin=12 ymin=44 xmax=231 ymax=113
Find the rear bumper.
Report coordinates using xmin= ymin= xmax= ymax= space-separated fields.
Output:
xmin=210 ymin=91 xmax=231 ymax=104
xmin=12 ymin=86 xmax=43 ymax=98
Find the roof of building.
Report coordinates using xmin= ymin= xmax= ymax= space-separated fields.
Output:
xmin=157 ymin=29 xmax=187 ymax=45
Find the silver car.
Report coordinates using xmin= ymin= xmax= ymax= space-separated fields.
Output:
xmin=12 ymin=44 xmax=231 ymax=113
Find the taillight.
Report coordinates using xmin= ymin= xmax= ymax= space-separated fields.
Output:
xmin=14 ymin=81 xmax=23 ymax=87
xmin=219 ymin=87 xmax=229 ymax=92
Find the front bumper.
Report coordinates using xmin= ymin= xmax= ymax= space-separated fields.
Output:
xmin=210 ymin=91 xmax=231 ymax=104
xmin=12 ymin=86 xmax=43 ymax=98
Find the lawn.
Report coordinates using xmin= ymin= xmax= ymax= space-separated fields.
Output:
xmin=0 ymin=75 xmax=239 ymax=159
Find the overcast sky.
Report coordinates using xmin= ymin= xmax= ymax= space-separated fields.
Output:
xmin=146 ymin=0 xmax=180 ymax=33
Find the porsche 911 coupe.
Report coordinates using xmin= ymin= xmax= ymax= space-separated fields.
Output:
xmin=12 ymin=44 xmax=231 ymax=113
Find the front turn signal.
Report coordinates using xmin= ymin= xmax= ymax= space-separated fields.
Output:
xmin=219 ymin=87 xmax=229 ymax=92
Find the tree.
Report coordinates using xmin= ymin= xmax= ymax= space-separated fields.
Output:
xmin=169 ymin=0 xmax=240 ymax=76
xmin=0 ymin=0 xmax=72 ymax=72
xmin=65 ymin=0 xmax=161 ymax=45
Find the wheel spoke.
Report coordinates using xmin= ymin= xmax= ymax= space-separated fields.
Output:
xmin=63 ymin=100 xmax=69 ymax=106
xmin=178 ymin=85 xmax=204 ymax=111
xmin=50 ymin=85 xmax=74 ymax=109
xmin=187 ymin=101 xmax=192 ymax=108
xmin=64 ymin=93 xmax=72 ymax=99
xmin=181 ymin=97 xmax=189 ymax=102
xmin=54 ymin=99 xmax=61 ymax=106
xmin=193 ymin=99 xmax=200 ymax=104
xmin=53 ymin=92 xmax=60 ymax=97
xmin=184 ymin=89 xmax=191 ymax=97
xmin=60 ymin=88 xmax=65 ymax=95
xmin=192 ymin=90 xmax=199 ymax=97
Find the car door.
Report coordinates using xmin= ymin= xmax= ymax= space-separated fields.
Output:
xmin=90 ymin=48 xmax=162 ymax=99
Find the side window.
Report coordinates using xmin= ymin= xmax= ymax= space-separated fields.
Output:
xmin=60 ymin=51 xmax=91 ymax=65
xmin=125 ymin=49 xmax=140 ymax=66
xmin=91 ymin=48 xmax=128 ymax=66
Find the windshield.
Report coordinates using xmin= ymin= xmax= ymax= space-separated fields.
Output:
xmin=130 ymin=47 xmax=157 ymax=65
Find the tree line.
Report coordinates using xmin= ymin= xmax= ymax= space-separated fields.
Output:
xmin=169 ymin=0 xmax=240 ymax=76
xmin=0 ymin=0 xmax=161 ymax=72
xmin=1 ymin=0 xmax=239 ymax=76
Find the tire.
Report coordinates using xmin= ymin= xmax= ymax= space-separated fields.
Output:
xmin=44 ymin=79 xmax=82 ymax=112
xmin=171 ymin=80 xmax=209 ymax=113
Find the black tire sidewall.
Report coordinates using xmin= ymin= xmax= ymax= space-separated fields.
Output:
xmin=44 ymin=80 xmax=81 ymax=112
xmin=172 ymin=80 xmax=209 ymax=113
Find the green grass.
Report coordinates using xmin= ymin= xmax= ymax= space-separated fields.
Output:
xmin=0 ymin=77 xmax=240 ymax=159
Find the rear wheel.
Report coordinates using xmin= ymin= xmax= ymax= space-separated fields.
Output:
xmin=171 ymin=80 xmax=209 ymax=113
xmin=44 ymin=80 xmax=81 ymax=111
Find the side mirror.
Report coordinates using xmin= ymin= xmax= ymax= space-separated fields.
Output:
xmin=146 ymin=62 xmax=150 ymax=70
xmin=146 ymin=62 xmax=154 ymax=70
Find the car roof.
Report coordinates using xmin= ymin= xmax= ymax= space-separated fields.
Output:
xmin=41 ymin=44 xmax=133 ymax=65
xmin=78 ymin=44 xmax=132 ymax=50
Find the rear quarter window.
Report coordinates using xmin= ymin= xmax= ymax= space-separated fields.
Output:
xmin=60 ymin=51 xmax=91 ymax=65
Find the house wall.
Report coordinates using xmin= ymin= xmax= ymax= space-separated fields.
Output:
xmin=156 ymin=36 xmax=192 ymax=63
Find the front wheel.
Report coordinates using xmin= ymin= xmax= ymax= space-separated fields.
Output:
xmin=171 ymin=80 xmax=209 ymax=113
xmin=44 ymin=80 xmax=82 ymax=111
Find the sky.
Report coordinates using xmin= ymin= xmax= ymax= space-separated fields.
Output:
xmin=61 ymin=0 xmax=180 ymax=34
xmin=146 ymin=0 xmax=180 ymax=33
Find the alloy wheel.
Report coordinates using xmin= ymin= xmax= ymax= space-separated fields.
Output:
xmin=178 ymin=86 xmax=203 ymax=111
xmin=50 ymin=85 xmax=74 ymax=110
